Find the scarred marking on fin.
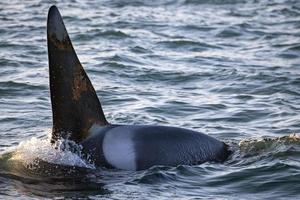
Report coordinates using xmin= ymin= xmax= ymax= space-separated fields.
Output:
xmin=72 ymin=64 xmax=94 ymax=101
xmin=49 ymin=34 xmax=73 ymax=51
xmin=47 ymin=5 xmax=109 ymax=143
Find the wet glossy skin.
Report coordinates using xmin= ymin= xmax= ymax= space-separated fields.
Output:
xmin=47 ymin=5 xmax=230 ymax=171
xmin=82 ymin=125 xmax=230 ymax=170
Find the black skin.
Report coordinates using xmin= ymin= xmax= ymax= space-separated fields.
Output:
xmin=80 ymin=125 xmax=231 ymax=170
xmin=47 ymin=5 xmax=231 ymax=170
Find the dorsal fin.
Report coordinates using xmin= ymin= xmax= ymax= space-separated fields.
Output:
xmin=47 ymin=5 xmax=109 ymax=143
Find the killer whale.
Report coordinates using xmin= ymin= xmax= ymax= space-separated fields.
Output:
xmin=47 ymin=5 xmax=230 ymax=170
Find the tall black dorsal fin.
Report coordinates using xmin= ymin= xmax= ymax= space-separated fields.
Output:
xmin=47 ymin=5 xmax=108 ymax=143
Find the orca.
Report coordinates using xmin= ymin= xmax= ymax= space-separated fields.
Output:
xmin=47 ymin=5 xmax=230 ymax=170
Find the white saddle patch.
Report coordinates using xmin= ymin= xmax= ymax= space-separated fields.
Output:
xmin=102 ymin=127 xmax=137 ymax=170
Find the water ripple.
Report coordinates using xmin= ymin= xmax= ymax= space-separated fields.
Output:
xmin=1 ymin=0 xmax=300 ymax=199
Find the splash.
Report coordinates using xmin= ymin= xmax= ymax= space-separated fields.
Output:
xmin=9 ymin=131 xmax=95 ymax=170
xmin=238 ymin=134 xmax=300 ymax=156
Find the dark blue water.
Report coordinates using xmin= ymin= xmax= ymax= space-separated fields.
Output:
xmin=1 ymin=0 xmax=300 ymax=199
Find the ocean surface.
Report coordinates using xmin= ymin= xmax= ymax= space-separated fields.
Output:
xmin=1 ymin=0 xmax=300 ymax=199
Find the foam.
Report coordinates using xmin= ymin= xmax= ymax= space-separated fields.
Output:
xmin=9 ymin=131 xmax=95 ymax=169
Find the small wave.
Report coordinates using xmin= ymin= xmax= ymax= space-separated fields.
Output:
xmin=103 ymin=0 xmax=176 ymax=8
xmin=0 ymin=81 xmax=46 ymax=97
xmin=133 ymin=166 xmax=177 ymax=184
xmin=286 ymin=45 xmax=300 ymax=52
xmin=216 ymin=27 xmax=242 ymax=38
xmin=0 ymin=81 xmax=45 ymax=90
xmin=97 ymin=30 xmax=131 ymax=38
xmin=184 ymin=0 xmax=247 ymax=5
xmin=239 ymin=134 xmax=300 ymax=157
xmin=157 ymin=40 xmax=221 ymax=51
xmin=74 ymin=29 xmax=131 ymax=41
xmin=108 ymin=54 xmax=144 ymax=65
xmin=277 ymin=44 xmax=300 ymax=59
xmin=130 ymin=46 xmax=153 ymax=54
